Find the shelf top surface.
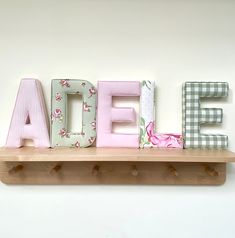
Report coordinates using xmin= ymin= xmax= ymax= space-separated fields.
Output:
xmin=0 ymin=147 xmax=235 ymax=162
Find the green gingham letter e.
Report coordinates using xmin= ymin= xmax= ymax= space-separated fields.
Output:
xmin=183 ymin=82 xmax=229 ymax=149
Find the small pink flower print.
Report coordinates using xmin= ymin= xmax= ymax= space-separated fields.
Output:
xmin=88 ymin=86 xmax=96 ymax=98
xmin=75 ymin=141 xmax=80 ymax=148
xmin=91 ymin=121 xmax=96 ymax=130
xmin=52 ymin=108 xmax=63 ymax=121
xmin=83 ymin=102 xmax=91 ymax=112
xmin=146 ymin=122 xmax=183 ymax=148
xmin=59 ymin=128 xmax=70 ymax=138
xmin=80 ymin=131 xmax=85 ymax=136
xmin=60 ymin=79 xmax=70 ymax=87
xmin=81 ymin=82 xmax=86 ymax=87
xmin=54 ymin=108 xmax=62 ymax=117
xmin=88 ymin=137 xmax=95 ymax=144
xmin=55 ymin=93 xmax=62 ymax=101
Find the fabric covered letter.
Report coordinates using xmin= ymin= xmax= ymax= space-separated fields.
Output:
xmin=51 ymin=79 xmax=97 ymax=148
xmin=183 ymin=82 xmax=229 ymax=148
xmin=140 ymin=81 xmax=183 ymax=148
xmin=6 ymin=78 xmax=50 ymax=148
xmin=96 ymin=81 xmax=140 ymax=148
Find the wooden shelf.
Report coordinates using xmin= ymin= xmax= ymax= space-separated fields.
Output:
xmin=0 ymin=147 xmax=235 ymax=162
xmin=0 ymin=147 xmax=234 ymax=185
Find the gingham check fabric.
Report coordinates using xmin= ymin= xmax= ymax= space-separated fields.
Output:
xmin=183 ymin=82 xmax=229 ymax=148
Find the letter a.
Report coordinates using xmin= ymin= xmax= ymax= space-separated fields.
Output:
xmin=6 ymin=79 xmax=50 ymax=148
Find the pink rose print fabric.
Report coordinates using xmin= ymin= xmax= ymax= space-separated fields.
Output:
xmin=146 ymin=122 xmax=182 ymax=148
xmin=140 ymin=81 xmax=183 ymax=148
xmin=51 ymin=79 xmax=97 ymax=148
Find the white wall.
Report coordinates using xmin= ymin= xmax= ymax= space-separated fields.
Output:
xmin=0 ymin=0 xmax=235 ymax=237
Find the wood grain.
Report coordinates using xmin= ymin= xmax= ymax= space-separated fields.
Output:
xmin=0 ymin=147 xmax=234 ymax=162
xmin=0 ymin=161 xmax=226 ymax=185
xmin=0 ymin=147 xmax=231 ymax=185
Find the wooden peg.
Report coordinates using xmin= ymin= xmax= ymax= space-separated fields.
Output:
xmin=204 ymin=164 xmax=219 ymax=177
xmin=8 ymin=164 xmax=23 ymax=175
xmin=50 ymin=164 xmax=62 ymax=174
xmin=168 ymin=164 xmax=179 ymax=177
xmin=131 ymin=165 xmax=138 ymax=177
xmin=92 ymin=165 xmax=100 ymax=176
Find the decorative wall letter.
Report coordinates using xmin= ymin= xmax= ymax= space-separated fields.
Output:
xmin=140 ymin=81 xmax=183 ymax=148
xmin=6 ymin=79 xmax=50 ymax=148
xmin=51 ymin=79 xmax=97 ymax=148
xmin=183 ymin=82 xmax=229 ymax=148
xmin=96 ymin=81 xmax=140 ymax=148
